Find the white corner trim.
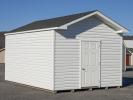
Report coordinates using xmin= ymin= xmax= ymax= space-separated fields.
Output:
xmin=53 ymin=30 xmax=56 ymax=91
xmin=5 ymin=27 xmax=66 ymax=36
xmin=79 ymin=40 xmax=82 ymax=89
xmin=59 ymin=11 xmax=128 ymax=33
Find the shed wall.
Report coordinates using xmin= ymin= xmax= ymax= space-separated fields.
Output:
xmin=54 ymin=16 xmax=122 ymax=90
xmin=5 ymin=30 xmax=54 ymax=90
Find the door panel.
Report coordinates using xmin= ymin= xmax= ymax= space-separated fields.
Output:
xmin=81 ymin=41 xmax=100 ymax=87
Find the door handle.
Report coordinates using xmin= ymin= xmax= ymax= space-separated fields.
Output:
xmin=82 ymin=68 xmax=86 ymax=70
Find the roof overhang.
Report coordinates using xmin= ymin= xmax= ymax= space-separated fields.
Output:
xmin=5 ymin=27 xmax=66 ymax=36
xmin=59 ymin=11 xmax=128 ymax=33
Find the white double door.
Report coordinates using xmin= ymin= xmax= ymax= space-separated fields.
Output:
xmin=81 ymin=41 xmax=101 ymax=87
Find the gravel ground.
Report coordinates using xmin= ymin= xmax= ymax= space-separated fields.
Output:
xmin=0 ymin=64 xmax=133 ymax=100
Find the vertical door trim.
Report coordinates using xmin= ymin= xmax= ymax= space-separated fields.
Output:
xmin=80 ymin=40 xmax=101 ymax=88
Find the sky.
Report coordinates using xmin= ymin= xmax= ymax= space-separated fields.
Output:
xmin=0 ymin=0 xmax=132 ymax=34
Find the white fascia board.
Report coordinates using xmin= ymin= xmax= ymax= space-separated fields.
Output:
xmin=5 ymin=27 xmax=66 ymax=36
xmin=115 ymin=30 xmax=125 ymax=34
xmin=96 ymin=12 xmax=128 ymax=33
xmin=59 ymin=11 xmax=128 ymax=33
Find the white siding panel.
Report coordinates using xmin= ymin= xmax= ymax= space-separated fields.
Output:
xmin=5 ymin=30 xmax=54 ymax=90
xmin=54 ymin=16 xmax=122 ymax=90
xmin=54 ymin=37 xmax=80 ymax=90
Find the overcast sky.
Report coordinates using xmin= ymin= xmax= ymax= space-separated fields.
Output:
xmin=0 ymin=0 xmax=132 ymax=34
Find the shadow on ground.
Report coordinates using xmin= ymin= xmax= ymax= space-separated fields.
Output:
xmin=123 ymin=67 xmax=133 ymax=87
xmin=126 ymin=68 xmax=133 ymax=71
xmin=123 ymin=77 xmax=133 ymax=87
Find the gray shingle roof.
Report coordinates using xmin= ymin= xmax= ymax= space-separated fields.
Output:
xmin=10 ymin=10 xmax=97 ymax=32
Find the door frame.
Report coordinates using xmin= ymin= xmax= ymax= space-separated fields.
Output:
xmin=79 ymin=40 xmax=101 ymax=88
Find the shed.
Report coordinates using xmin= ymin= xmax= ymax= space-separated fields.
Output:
xmin=123 ymin=35 xmax=133 ymax=71
xmin=0 ymin=32 xmax=5 ymax=64
xmin=5 ymin=10 xmax=128 ymax=91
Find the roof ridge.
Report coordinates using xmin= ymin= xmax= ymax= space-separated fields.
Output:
xmin=36 ymin=10 xmax=97 ymax=22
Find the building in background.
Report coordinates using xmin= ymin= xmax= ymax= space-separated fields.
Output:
xmin=123 ymin=35 xmax=133 ymax=71
xmin=0 ymin=32 xmax=5 ymax=64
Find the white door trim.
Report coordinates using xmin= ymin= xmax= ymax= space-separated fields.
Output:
xmin=80 ymin=40 xmax=101 ymax=88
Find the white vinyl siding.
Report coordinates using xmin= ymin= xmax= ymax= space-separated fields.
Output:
xmin=5 ymin=30 xmax=54 ymax=90
xmin=54 ymin=36 xmax=80 ymax=90
xmin=54 ymin=16 xmax=122 ymax=90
